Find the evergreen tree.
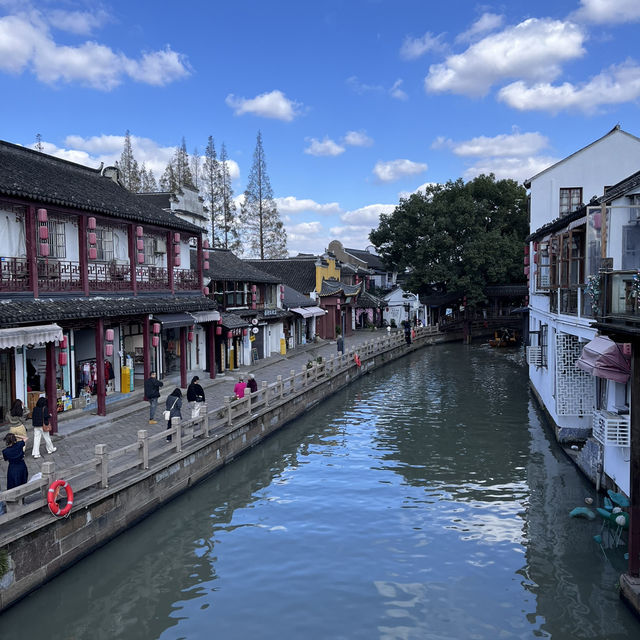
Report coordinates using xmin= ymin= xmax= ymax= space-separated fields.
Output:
xmin=159 ymin=137 xmax=194 ymax=192
xmin=119 ymin=130 xmax=141 ymax=192
xmin=202 ymin=136 xmax=222 ymax=247
xmin=241 ymin=131 xmax=287 ymax=258
xmin=139 ymin=163 xmax=159 ymax=192
xmin=159 ymin=162 xmax=177 ymax=192
xmin=219 ymin=143 xmax=241 ymax=253
xmin=35 ymin=133 xmax=43 ymax=151
xmin=190 ymin=146 xmax=200 ymax=189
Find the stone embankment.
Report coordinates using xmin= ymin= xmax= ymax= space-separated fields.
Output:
xmin=0 ymin=326 xmax=445 ymax=611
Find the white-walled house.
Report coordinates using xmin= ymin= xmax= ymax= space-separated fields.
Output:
xmin=382 ymin=287 xmax=425 ymax=326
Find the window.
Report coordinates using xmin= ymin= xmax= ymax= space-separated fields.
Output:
xmin=95 ymin=227 xmax=114 ymax=261
xmin=540 ymin=324 xmax=548 ymax=368
xmin=39 ymin=219 xmax=66 ymax=258
xmin=559 ymin=188 xmax=582 ymax=216
xmin=622 ymin=225 xmax=640 ymax=270
xmin=536 ymin=242 xmax=550 ymax=290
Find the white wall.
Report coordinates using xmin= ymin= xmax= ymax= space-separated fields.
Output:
xmin=0 ymin=208 xmax=26 ymax=257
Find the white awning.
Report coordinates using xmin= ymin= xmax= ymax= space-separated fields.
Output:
xmin=307 ymin=306 xmax=327 ymax=317
xmin=291 ymin=307 xmax=313 ymax=318
xmin=190 ymin=310 xmax=221 ymax=324
xmin=0 ymin=324 xmax=63 ymax=349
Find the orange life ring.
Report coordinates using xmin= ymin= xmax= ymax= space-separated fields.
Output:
xmin=354 ymin=353 xmax=361 ymax=367
xmin=47 ymin=479 xmax=73 ymax=517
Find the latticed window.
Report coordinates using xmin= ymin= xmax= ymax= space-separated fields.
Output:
xmin=95 ymin=227 xmax=114 ymax=261
xmin=559 ymin=187 xmax=582 ymax=216
xmin=39 ymin=219 xmax=66 ymax=258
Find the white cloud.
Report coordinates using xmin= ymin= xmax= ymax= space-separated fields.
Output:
xmin=288 ymin=221 xmax=324 ymax=235
xmin=225 ymin=90 xmax=302 ymax=121
xmin=462 ymin=155 xmax=560 ymax=183
xmin=328 ymin=225 xmax=378 ymax=249
xmin=389 ymin=79 xmax=408 ymax=100
xmin=340 ymin=204 xmax=395 ymax=225
xmin=398 ymin=182 xmax=438 ymax=199
xmin=0 ymin=12 xmax=190 ymax=89
xmin=46 ymin=9 xmax=110 ymax=35
xmin=275 ymin=196 xmax=341 ymax=215
xmin=400 ymin=31 xmax=447 ymax=60
xmin=304 ymin=137 xmax=345 ymax=156
xmin=343 ymin=130 xmax=373 ymax=147
xmin=425 ymin=18 xmax=586 ymax=97
xmin=346 ymin=75 xmax=384 ymax=94
xmin=373 ymin=159 xmax=427 ymax=183
xmin=456 ymin=13 xmax=504 ymax=43
xmin=498 ymin=61 xmax=640 ymax=113
xmin=572 ymin=0 xmax=640 ymax=24
xmin=434 ymin=129 xmax=550 ymax=157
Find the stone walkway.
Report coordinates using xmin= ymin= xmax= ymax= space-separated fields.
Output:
xmin=5 ymin=331 xmax=387 ymax=483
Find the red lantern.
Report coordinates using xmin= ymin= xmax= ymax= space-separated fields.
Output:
xmin=243 ymin=328 xmax=248 ymax=336
xmin=203 ymin=250 xmax=209 ymax=260
xmin=174 ymin=255 xmax=181 ymax=267
xmin=105 ymin=344 xmax=114 ymax=357
xmin=203 ymin=239 xmax=210 ymax=249
xmin=153 ymin=323 xmax=161 ymax=334
xmin=87 ymin=217 xmax=97 ymax=230
xmin=136 ymin=225 xmax=143 ymax=237
xmin=137 ymin=252 xmax=145 ymax=264
xmin=251 ymin=302 xmax=256 ymax=310
xmin=58 ymin=352 xmax=68 ymax=366
xmin=188 ymin=331 xmax=194 ymax=342
xmin=203 ymin=260 xmax=209 ymax=271
xmin=203 ymin=287 xmax=209 ymax=296
xmin=251 ymin=284 xmax=257 ymax=292
xmin=280 ymin=285 xmax=284 ymax=293
xmin=88 ymin=247 xmax=97 ymax=260
xmin=88 ymin=232 xmax=97 ymax=245
xmin=105 ymin=329 xmax=114 ymax=342
xmin=60 ymin=336 xmax=68 ymax=349
xmin=174 ymin=232 xmax=180 ymax=243
xmin=137 ymin=238 xmax=144 ymax=251
xmin=216 ymin=326 xmax=222 ymax=335
xmin=227 ymin=331 xmax=233 ymax=339
xmin=152 ymin=336 xmax=160 ymax=347
xmin=280 ymin=293 xmax=285 ymax=300
xmin=37 ymin=208 xmax=48 ymax=223
xmin=174 ymin=244 xmax=181 ymax=255
xmin=39 ymin=226 xmax=49 ymax=240
xmin=39 ymin=242 xmax=50 ymax=257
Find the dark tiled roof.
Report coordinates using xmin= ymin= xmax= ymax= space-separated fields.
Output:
xmin=356 ymin=290 xmax=383 ymax=308
xmin=0 ymin=141 xmax=201 ymax=234
xmin=599 ymin=169 xmax=640 ymax=204
xmin=193 ymin=249 xmax=280 ymax=283
xmin=344 ymin=248 xmax=387 ymax=271
xmin=245 ymin=258 xmax=317 ymax=294
xmin=282 ymin=284 xmax=314 ymax=308
xmin=319 ymin=279 xmax=361 ymax=297
xmin=0 ymin=295 xmax=217 ymax=327
xmin=220 ymin=312 xmax=250 ymax=329
xmin=137 ymin=193 xmax=172 ymax=210
xmin=526 ymin=205 xmax=587 ymax=242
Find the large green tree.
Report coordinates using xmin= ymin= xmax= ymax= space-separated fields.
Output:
xmin=369 ymin=174 xmax=528 ymax=304
xmin=241 ymin=131 xmax=287 ymax=258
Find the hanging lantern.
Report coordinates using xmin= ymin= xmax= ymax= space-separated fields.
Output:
xmin=152 ymin=336 xmax=160 ymax=347
xmin=136 ymin=238 xmax=144 ymax=251
xmin=137 ymin=252 xmax=145 ymax=264
xmin=174 ymin=232 xmax=180 ymax=243
xmin=251 ymin=284 xmax=257 ymax=292
xmin=216 ymin=325 xmax=222 ymax=335
xmin=203 ymin=286 xmax=209 ymax=296
xmin=203 ymin=260 xmax=210 ymax=271
xmin=87 ymin=217 xmax=96 ymax=230
xmin=227 ymin=331 xmax=233 ymax=339
xmin=105 ymin=344 xmax=114 ymax=357
xmin=136 ymin=225 xmax=144 ymax=237
xmin=88 ymin=247 xmax=97 ymax=260
xmin=524 ymin=266 xmax=530 ymax=276
xmin=243 ymin=328 xmax=248 ymax=336
xmin=280 ymin=293 xmax=285 ymax=300
xmin=174 ymin=244 xmax=181 ymax=256
xmin=105 ymin=328 xmax=114 ymax=342
xmin=203 ymin=239 xmax=210 ymax=249
xmin=37 ymin=208 xmax=48 ymax=223
xmin=39 ymin=226 xmax=49 ymax=240
xmin=174 ymin=255 xmax=181 ymax=267
xmin=153 ymin=323 xmax=161 ymax=334
xmin=58 ymin=352 xmax=68 ymax=366
xmin=88 ymin=232 xmax=97 ymax=245
xmin=280 ymin=285 xmax=284 ymax=293
xmin=203 ymin=250 xmax=209 ymax=260
xmin=187 ymin=331 xmax=194 ymax=342
xmin=60 ymin=336 xmax=68 ymax=350
xmin=251 ymin=302 xmax=257 ymax=310
xmin=40 ymin=242 xmax=50 ymax=257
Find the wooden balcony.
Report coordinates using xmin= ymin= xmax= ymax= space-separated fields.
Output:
xmin=596 ymin=271 xmax=640 ymax=336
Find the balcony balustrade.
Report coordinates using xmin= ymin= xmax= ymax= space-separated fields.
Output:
xmin=597 ymin=271 xmax=640 ymax=330
xmin=0 ymin=257 xmax=30 ymax=291
xmin=548 ymin=284 xmax=592 ymax=319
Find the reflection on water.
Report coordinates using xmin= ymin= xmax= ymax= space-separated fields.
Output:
xmin=1 ymin=344 xmax=638 ymax=639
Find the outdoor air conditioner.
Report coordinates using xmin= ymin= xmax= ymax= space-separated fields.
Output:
xmin=526 ymin=346 xmax=542 ymax=366
xmin=592 ymin=409 xmax=630 ymax=447
xmin=154 ymin=238 xmax=167 ymax=254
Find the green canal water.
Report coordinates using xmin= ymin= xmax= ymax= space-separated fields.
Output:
xmin=2 ymin=344 xmax=639 ymax=639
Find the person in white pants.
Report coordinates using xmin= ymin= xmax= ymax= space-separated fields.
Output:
xmin=30 ymin=396 xmax=56 ymax=458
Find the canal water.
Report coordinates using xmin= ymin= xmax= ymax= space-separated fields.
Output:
xmin=2 ymin=344 xmax=639 ymax=639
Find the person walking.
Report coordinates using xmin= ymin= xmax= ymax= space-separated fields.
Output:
xmin=246 ymin=373 xmax=258 ymax=394
xmin=186 ymin=376 xmax=206 ymax=419
xmin=165 ymin=388 xmax=182 ymax=442
xmin=8 ymin=399 xmax=28 ymax=440
xmin=3 ymin=433 xmax=29 ymax=490
xmin=144 ymin=371 xmax=163 ymax=425
xmin=234 ymin=376 xmax=247 ymax=399
xmin=337 ymin=334 xmax=344 ymax=354
xmin=31 ymin=396 xmax=56 ymax=458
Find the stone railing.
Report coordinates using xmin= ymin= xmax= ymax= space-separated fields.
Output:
xmin=0 ymin=326 xmax=436 ymax=526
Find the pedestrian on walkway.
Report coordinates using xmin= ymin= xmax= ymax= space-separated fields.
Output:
xmin=246 ymin=373 xmax=258 ymax=394
xmin=337 ymin=334 xmax=344 ymax=354
xmin=3 ymin=433 xmax=28 ymax=490
xmin=187 ymin=376 xmax=206 ymax=419
xmin=31 ymin=396 xmax=56 ymax=458
xmin=8 ymin=399 xmax=28 ymax=440
xmin=144 ymin=371 xmax=163 ymax=425
xmin=234 ymin=376 xmax=247 ymax=399
xmin=165 ymin=388 xmax=182 ymax=442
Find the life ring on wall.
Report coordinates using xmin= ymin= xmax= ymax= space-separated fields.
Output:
xmin=47 ymin=480 xmax=74 ymax=517
xmin=354 ymin=353 xmax=362 ymax=367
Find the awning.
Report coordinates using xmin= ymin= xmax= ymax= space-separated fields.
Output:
xmin=576 ymin=336 xmax=631 ymax=383
xmin=0 ymin=324 xmax=63 ymax=349
xmin=190 ymin=310 xmax=221 ymax=324
xmin=291 ymin=307 xmax=313 ymax=318
xmin=154 ymin=313 xmax=196 ymax=330
xmin=307 ymin=306 xmax=327 ymax=317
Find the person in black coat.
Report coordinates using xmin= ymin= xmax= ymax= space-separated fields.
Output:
xmin=3 ymin=433 xmax=28 ymax=490
xmin=246 ymin=373 xmax=258 ymax=394
xmin=186 ymin=376 xmax=206 ymax=419
xmin=165 ymin=388 xmax=182 ymax=441
xmin=144 ymin=372 xmax=164 ymax=424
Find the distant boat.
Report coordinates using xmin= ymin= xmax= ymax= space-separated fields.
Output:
xmin=489 ymin=328 xmax=519 ymax=348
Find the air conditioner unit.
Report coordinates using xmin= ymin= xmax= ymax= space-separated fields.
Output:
xmin=154 ymin=238 xmax=167 ymax=254
xmin=526 ymin=346 xmax=542 ymax=366
xmin=539 ymin=273 xmax=550 ymax=288
xmin=592 ymin=410 xmax=630 ymax=447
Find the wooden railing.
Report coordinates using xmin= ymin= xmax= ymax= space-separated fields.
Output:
xmin=0 ymin=326 xmax=438 ymax=526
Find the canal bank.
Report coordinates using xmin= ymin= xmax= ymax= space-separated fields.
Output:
xmin=0 ymin=326 xmax=446 ymax=611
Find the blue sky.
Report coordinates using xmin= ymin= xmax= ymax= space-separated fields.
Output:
xmin=1 ymin=0 xmax=640 ymax=255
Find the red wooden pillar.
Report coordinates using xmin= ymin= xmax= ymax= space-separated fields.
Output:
xmin=95 ymin=317 xmax=106 ymax=416
xmin=128 ymin=223 xmax=138 ymax=296
xmin=143 ymin=316 xmax=151 ymax=398
xmin=180 ymin=326 xmax=187 ymax=388
xmin=45 ymin=341 xmax=58 ymax=433
xmin=629 ymin=341 xmax=640 ymax=576
xmin=26 ymin=206 xmax=38 ymax=298
xmin=196 ymin=235 xmax=203 ymax=290
xmin=167 ymin=231 xmax=175 ymax=294
xmin=208 ymin=324 xmax=216 ymax=379
xmin=79 ymin=215 xmax=89 ymax=296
